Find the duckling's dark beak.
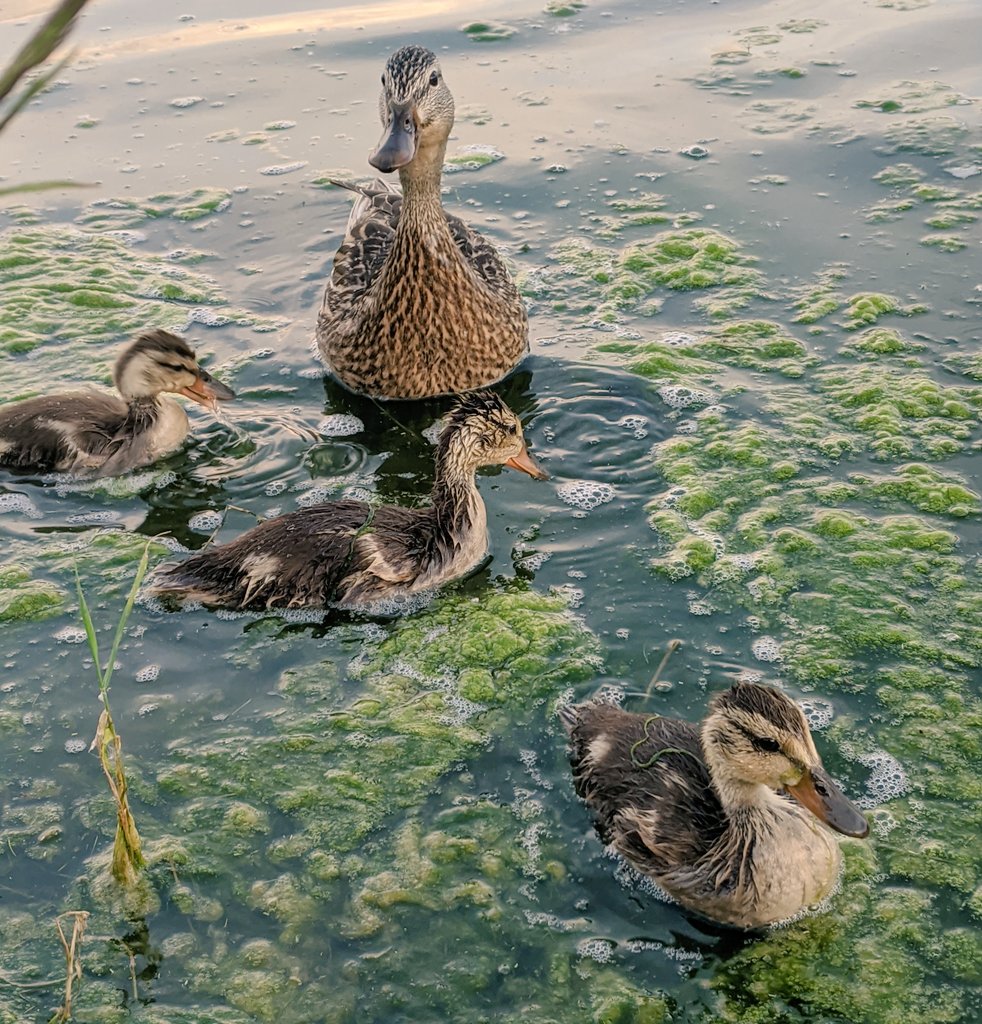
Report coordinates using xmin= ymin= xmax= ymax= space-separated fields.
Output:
xmin=505 ymin=446 xmax=549 ymax=480
xmin=786 ymin=765 xmax=869 ymax=839
xmin=369 ymin=101 xmax=418 ymax=172
xmin=180 ymin=369 xmax=236 ymax=411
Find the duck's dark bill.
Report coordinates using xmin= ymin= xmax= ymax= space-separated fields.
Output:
xmin=505 ymin=447 xmax=549 ymax=480
xmin=369 ymin=104 xmax=417 ymax=172
xmin=181 ymin=371 xmax=236 ymax=409
xmin=786 ymin=765 xmax=869 ymax=838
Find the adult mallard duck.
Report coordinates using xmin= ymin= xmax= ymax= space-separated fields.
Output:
xmin=0 ymin=329 xmax=235 ymax=479
xmin=560 ymin=683 xmax=869 ymax=929
xmin=148 ymin=391 xmax=547 ymax=611
xmin=316 ymin=45 xmax=529 ymax=400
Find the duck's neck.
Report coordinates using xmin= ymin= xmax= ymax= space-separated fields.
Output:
xmin=431 ymin=439 xmax=483 ymax=535
xmin=123 ymin=395 xmax=162 ymax=431
xmin=712 ymin=774 xmax=790 ymax=836
xmin=397 ymin=135 xmax=450 ymax=232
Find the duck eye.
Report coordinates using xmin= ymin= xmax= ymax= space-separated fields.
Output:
xmin=429 ymin=70 xmax=439 ymax=87
xmin=751 ymin=735 xmax=781 ymax=753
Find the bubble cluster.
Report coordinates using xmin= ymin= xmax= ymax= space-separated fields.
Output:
xmin=688 ymin=600 xmax=712 ymax=616
xmin=0 ymin=493 xmax=42 ymax=519
xmin=556 ymin=480 xmax=616 ymax=511
xmin=657 ymin=384 xmax=713 ymax=409
xmin=661 ymin=331 xmax=697 ymax=347
xmin=135 ymin=664 xmax=160 ymax=683
xmin=550 ymin=584 xmax=584 ymax=609
xmin=138 ymin=702 xmax=160 ymax=716
xmin=856 ymin=750 xmax=910 ymax=808
xmin=258 ymin=161 xmax=308 ymax=176
xmin=188 ymin=510 xmax=223 ymax=532
xmin=66 ymin=510 xmax=122 ymax=526
xmin=751 ymin=636 xmax=782 ymax=662
xmin=515 ymin=552 xmax=550 ymax=572
xmin=53 ymin=626 xmax=87 ymax=644
xmin=317 ymin=414 xmax=364 ymax=437
xmin=798 ymin=697 xmax=834 ymax=730
xmin=265 ymin=480 xmax=287 ymax=496
xmin=170 ymin=96 xmax=204 ymax=108
xmin=576 ymin=938 xmax=615 ymax=963
xmin=64 ymin=738 xmax=87 ymax=754
xmin=619 ymin=415 xmax=648 ymax=439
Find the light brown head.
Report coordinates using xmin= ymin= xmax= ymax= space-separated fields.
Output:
xmin=702 ymin=683 xmax=869 ymax=838
xmin=113 ymin=330 xmax=236 ymax=409
xmin=370 ymin=45 xmax=455 ymax=173
xmin=438 ymin=391 xmax=548 ymax=479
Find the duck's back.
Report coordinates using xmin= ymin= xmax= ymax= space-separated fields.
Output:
xmin=317 ymin=180 xmax=528 ymax=398
xmin=149 ymin=499 xmax=454 ymax=611
xmin=0 ymin=392 xmax=132 ymax=474
xmin=561 ymin=703 xmax=726 ymax=875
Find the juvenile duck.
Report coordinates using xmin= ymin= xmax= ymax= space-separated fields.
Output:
xmin=560 ymin=683 xmax=869 ymax=929
xmin=316 ymin=45 xmax=528 ymax=399
xmin=0 ymin=329 xmax=235 ymax=478
xmin=148 ymin=391 xmax=547 ymax=611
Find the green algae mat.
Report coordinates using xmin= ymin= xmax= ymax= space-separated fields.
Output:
xmin=1 ymin=0 xmax=981 ymax=1021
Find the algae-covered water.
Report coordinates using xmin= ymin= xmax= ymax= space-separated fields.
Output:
xmin=1 ymin=0 xmax=981 ymax=1020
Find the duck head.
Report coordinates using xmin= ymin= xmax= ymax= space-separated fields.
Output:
xmin=701 ymin=683 xmax=869 ymax=838
xmin=438 ymin=391 xmax=548 ymax=480
xmin=114 ymin=329 xmax=236 ymax=410
xmin=370 ymin=45 xmax=454 ymax=173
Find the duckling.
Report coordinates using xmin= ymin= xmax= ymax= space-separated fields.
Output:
xmin=0 ymin=329 xmax=235 ymax=479
xmin=560 ymin=683 xmax=869 ymax=929
xmin=148 ymin=391 xmax=547 ymax=611
xmin=316 ymin=45 xmax=528 ymax=399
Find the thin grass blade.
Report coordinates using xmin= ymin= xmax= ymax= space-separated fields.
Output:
xmin=74 ymin=567 xmax=102 ymax=689
xmin=100 ymin=541 xmax=151 ymax=693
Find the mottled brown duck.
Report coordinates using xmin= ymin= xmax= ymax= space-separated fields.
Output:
xmin=560 ymin=683 xmax=869 ymax=929
xmin=0 ymin=329 xmax=234 ymax=479
xmin=316 ymin=45 xmax=528 ymax=399
xmin=148 ymin=391 xmax=547 ymax=611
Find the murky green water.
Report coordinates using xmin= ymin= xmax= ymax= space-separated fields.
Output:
xmin=1 ymin=0 xmax=981 ymax=1020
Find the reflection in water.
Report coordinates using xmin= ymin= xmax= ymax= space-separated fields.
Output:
xmin=320 ymin=365 xmax=540 ymax=501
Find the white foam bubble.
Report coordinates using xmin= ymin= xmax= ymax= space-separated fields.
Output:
xmin=170 ymin=96 xmax=204 ymax=108
xmin=857 ymin=750 xmax=909 ymax=808
xmin=64 ymin=737 xmax=87 ymax=754
xmin=619 ymin=415 xmax=648 ymax=439
xmin=137 ymin=702 xmax=160 ymax=716
xmin=661 ymin=331 xmax=697 ymax=347
xmin=316 ymin=414 xmax=363 ymax=437
xmin=556 ymin=481 xmax=615 ymax=511
xmin=259 ymin=161 xmax=308 ymax=175
xmin=265 ymin=480 xmax=287 ymax=496
xmin=688 ymin=600 xmax=712 ymax=616
xmin=516 ymin=552 xmax=550 ymax=572
xmin=53 ymin=626 xmax=87 ymax=644
xmin=657 ymin=384 xmax=713 ymax=410
xmin=188 ymin=510 xmax=223 ymax=532
xmin=577 ymin=938 xmax=615 ymax=963
xmin=798 ymin=698 xmax=834 ymax=731
xmin=0 ymin=493 xmax=42 ymax=519
xmin=751 ymin=636 xmax=782 ymax=663
xmin=66 ymin=510 xmax=121 ymax=525
xmin=135 ymin=664 xmax=160 ymax=683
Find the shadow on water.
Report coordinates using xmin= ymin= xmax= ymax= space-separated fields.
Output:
xmin=319 ymin=363 xmax=541 ymax=500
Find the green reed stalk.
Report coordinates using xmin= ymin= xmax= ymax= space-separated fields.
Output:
xmin=74 ymin=543 xmax=151 ymax=887
xmin=0 ymin=0 xmax=93 ymax=196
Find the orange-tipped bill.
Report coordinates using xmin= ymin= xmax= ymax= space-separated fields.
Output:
xmin=180 ymin=370 xmax=236 ymax=412
xmin=786 ymin=765 xmax=869 ymax=838
xmin=505 ymin=446 xmax=549 ymax=480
